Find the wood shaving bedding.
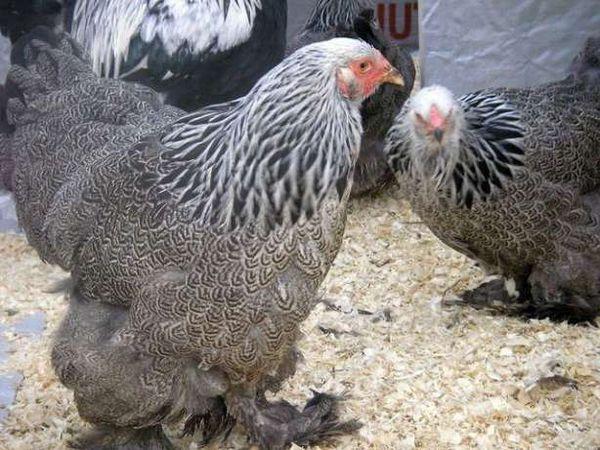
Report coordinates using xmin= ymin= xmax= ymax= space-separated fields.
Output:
xmin=0 ymin=191 xmax=598 ymax=450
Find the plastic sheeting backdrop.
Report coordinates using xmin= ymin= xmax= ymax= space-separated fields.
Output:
xmin=0 ymin=35 xmax=16 ymax=233
xmin=419 ymin=0 xmax=600 ymax=94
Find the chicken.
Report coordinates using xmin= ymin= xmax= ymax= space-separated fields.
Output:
xmin=0 ymin=0 xmax=63 ymax=42
xmin=384 ymin=36 xmax=600 ymax=324
xmin=0 ymin=1 xmax=64 ymax=187
xmin=288 ymin=0 xmax=415 ymax=197
xmin=4 ymin=27 xmax=404 ymax=449
xmin=0 ymin=0 xmax=287 ymax=114
xmin=66 ymin=0 xmax=288 ymax=110
xmin=1 ymin=0 xmax=287 ymax=200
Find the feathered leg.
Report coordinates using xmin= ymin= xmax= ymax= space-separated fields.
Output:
xmin=527 ymin=252 xmax=600 ymax=324
xmin=449 ymin=268 xmax=599 ymax=325
xmin=226 ymin=389 xmax=361 ymax=450
xmin=51 ymin=289 xmax=180 ymax=450
xmin=182 ymin=397 xmax=235 ymax=447
xmin=445 ymin=277 xmax=536 ymax=318
xmin=457 ymin=278 xmax=522 ymax=310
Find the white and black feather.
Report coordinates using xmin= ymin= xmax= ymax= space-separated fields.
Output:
xmin=386 ymin=90 xmax=526 ymax=208
xmin=137 ymin=40 xmax=365 ymax=231
xmin=71 ymin=0 xmax=263 ymax=78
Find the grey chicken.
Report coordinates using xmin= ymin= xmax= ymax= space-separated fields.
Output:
xmin=0 ymin=1 xmax=65 ymax=190
xmin=288 ymin=0 xmax=415 ymax=197
xmin=0 ymin=0 xmax=288 ymax=192
xmin=384 ymin=36 xmax=600 ymax=324
xmin=4 ymin=27 xmax=404 ymax=449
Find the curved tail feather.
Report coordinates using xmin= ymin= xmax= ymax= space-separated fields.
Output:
xmin=570 ymin=35 xmax=600 ymax=88
xmin=0 ymin=26 xmax=92 ymax=194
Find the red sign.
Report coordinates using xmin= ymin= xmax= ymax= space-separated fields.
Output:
xmin=376 ymin=1 xmax=419 ymax=48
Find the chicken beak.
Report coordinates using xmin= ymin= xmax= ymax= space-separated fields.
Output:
xmin=381 ymin=67 xmax=405 ymax=88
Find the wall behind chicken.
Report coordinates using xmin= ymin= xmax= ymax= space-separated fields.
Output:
xmin=288 ymin=1 xmax=419 ymax=50
xmin=0 ymin=34 xmax=8 ymax=82
xmin=0 ymin=34 xmax=16 ymax=232
xmin=419 ymin=0 xmax=600 ymax=95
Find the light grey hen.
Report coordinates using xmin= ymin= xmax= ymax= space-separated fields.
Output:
xmin=288 ymin=0 xmax=415 ymax=197
xmin=384 ymin=36 xmax=600 ymax=324
xmin=5 ymin=27 xmax=403 ymax=449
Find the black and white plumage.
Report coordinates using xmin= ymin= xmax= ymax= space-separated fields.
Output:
xmin=67 ymin=0 xmax=288 ymax=110
xmin=5 ymin=27 xmax=401 ymax=449
xmin=288 ymin=0 xmax=415 ymax=197
xmin=385 ymin=37 xmax=600 ymax=323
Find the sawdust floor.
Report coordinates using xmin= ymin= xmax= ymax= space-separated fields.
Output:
xmin=0 ymin=188 xmax=599 ymax=450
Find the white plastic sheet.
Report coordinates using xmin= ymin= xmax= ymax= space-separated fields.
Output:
xmin=0 ymin=34 xmax=8 ymax=83
xmin=419 ymin=0 xmax=600 ymax=94
xmin=0 ymin=194 xmax=19 ymax=234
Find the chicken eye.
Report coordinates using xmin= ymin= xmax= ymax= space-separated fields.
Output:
xmin=359 ymin=61 xmax=372 ymax=73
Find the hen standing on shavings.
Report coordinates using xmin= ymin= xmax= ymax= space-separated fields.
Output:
xmin=288 ymin=0 xmax=415 ymax=197
xmin=384 ymin=36 xmax=600 ymax=324
xmin=4 ymin=26 xmax=404 ymax=449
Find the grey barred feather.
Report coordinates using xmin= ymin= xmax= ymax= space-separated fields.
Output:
xmin=6 ymin=28 xmax=368 ymax=448
xmin=385 ymin=38 xmax=600 ymax=322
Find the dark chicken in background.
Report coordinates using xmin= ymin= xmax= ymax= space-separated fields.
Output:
xmin=384 ymin=36 xmax=600 ymax=324
xmin=0 ymin=1 xmax=63 ymax=42
xmin=0 ymin=1 xmax=64 ymax=174
xmin=65 ymin=0 xmax=288 ymax=110
xmin=289 ymin=0 xmax=416 ymax=197
xmin=2 ymin=25 xmax=404 ymax=449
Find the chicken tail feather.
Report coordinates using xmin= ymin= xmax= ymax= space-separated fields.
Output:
xmin=570 ymin=35 xmax=600 ymax=88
